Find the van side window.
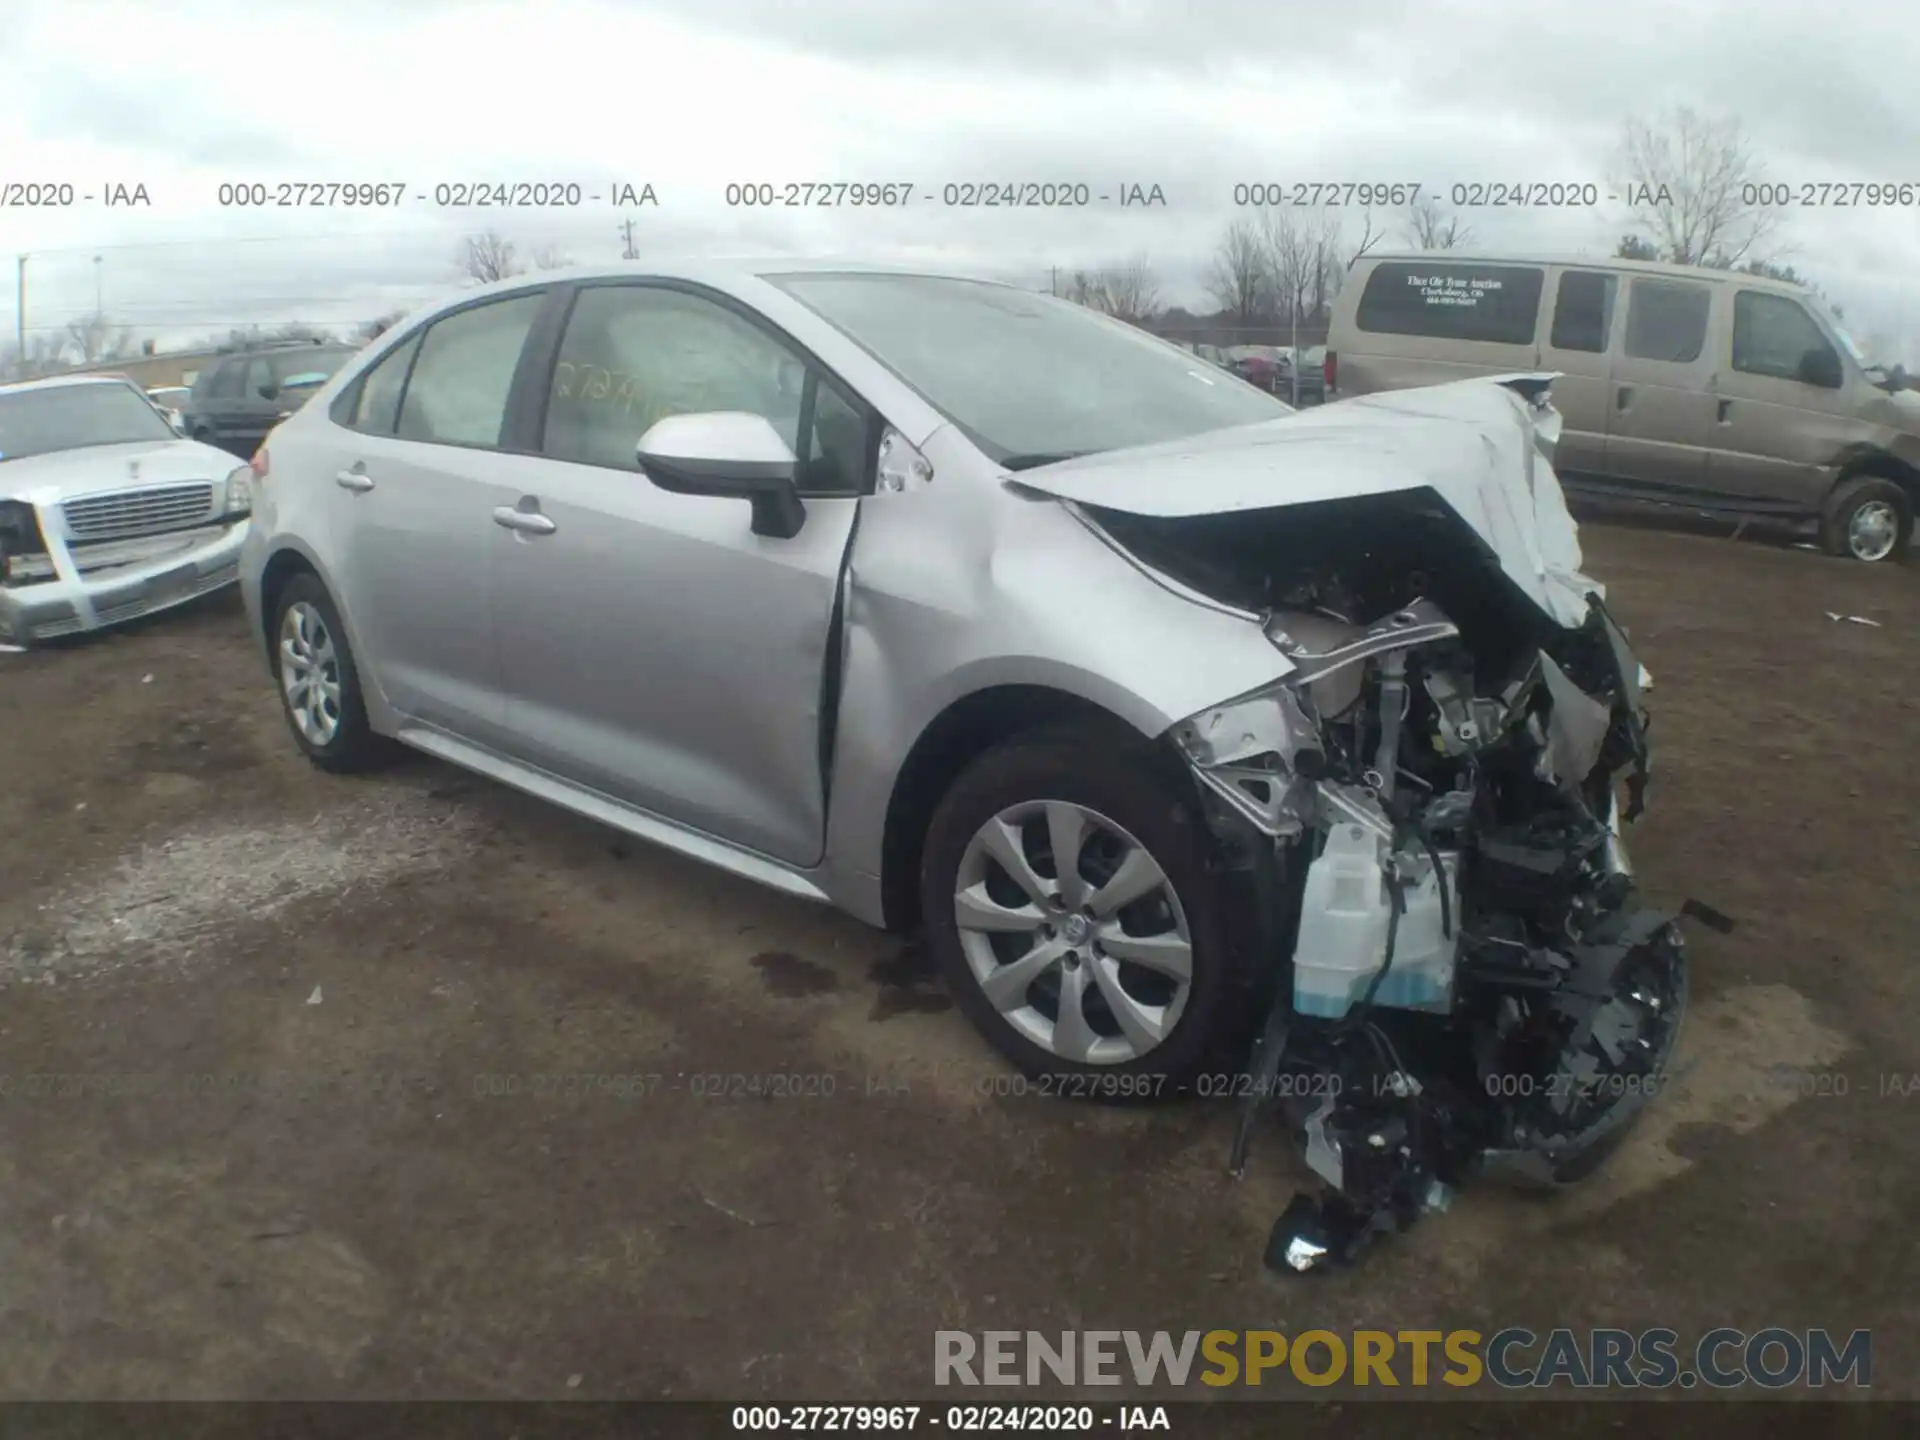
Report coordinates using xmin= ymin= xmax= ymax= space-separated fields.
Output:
xmin=1623 ymin=279 xmax=1711 ymax=364
xmin=1733 ymin=291 xmax=1838 ymax=384
xmin=1550 ymin=271 xmax=1616 ymax=352
xmin=1353 ymin=262 xmax=1544 ymax=345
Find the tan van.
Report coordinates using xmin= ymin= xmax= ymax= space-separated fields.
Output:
xmin=1326 ymin=252 xmax=1920 ymax=561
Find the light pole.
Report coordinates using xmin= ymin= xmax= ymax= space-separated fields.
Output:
xmin=13 ymin=255 xmax=24 ymax=375
xmin=93 ymin=255 xmax=102 ymax=316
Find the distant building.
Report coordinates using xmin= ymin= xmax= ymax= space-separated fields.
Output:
xmin=56 ymin=348 xmax=228 ymax=390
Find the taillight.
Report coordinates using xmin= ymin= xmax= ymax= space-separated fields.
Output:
xmin=250 ymin=448 xmax=269 ymax=481
xmin=1323 ymin=350 xmax=1337 ymax=394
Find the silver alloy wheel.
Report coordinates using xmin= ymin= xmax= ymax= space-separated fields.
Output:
xmin=953 ymin=799 xmax=1193 ymax=1065
xmin=278 ymin=600 xmax=343 ymax=746
xmin=1847 ymin=500 xmax=1899 ymax=561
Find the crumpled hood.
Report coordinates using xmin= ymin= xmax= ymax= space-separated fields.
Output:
xmin=0 ymin=438 xmax=237 ymax=505
xmin=1006 ymin=376 xmax=1598 ymax=628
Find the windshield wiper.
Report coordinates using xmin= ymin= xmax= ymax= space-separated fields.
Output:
xmin=1000 ymin=451 xmax=1092 ymax=472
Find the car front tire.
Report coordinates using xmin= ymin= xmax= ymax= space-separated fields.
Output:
xmin=920 ymin=725 xmax=1240 ymax=1096
xmin=268 ymin=573 xmax=397 ymax=773
xmin=1820 ymin=474 xmax=1912 ymax=562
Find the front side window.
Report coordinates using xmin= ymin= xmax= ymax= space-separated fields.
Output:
xmin=771 ymin=273 xmax=1289 ymax=466
xmin=1623 ymin=279 xmax=1711 ymax=364
xmin=1733 ymin=291 xmax=1839 ymax=384
xmin=396 ymin=293 xmax=544 ymax=448
xmin=0 ymin=382 xmax=175 ymax=462
xmin=1549 ymin=271 xmax=1617 ymax=353
xmin=541 ymin=284 xmax=867 ymax=492
xmin=1353 ymin=262 xmax=1545 ymax=345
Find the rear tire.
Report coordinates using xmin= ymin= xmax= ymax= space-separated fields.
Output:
xmin=1819 ymin=474 xmax=1911 ymax=562
xmin=268 ymin=573 xmax=398 ymax=774
xmin=920 ymin=725 xmax=1241 ymax=1097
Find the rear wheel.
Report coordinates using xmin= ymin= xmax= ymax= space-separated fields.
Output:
xmin=1820 ymin=474 xmax=1911 ymax=562
xmin=269 ymin=573 xmax=397 ymax=773
xmin=920 ymin=726 xmax=1238 ymax=1095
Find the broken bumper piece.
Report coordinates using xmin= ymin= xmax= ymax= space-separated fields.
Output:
xmin=1173 ymin=586 xmax=1689 ymax=1273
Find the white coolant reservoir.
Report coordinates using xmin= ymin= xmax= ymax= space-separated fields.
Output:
xmin=1292 ymin=824 xmax=1460 ymax=1019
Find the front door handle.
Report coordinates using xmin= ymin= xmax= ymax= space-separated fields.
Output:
xmin=1717 ymin=398 xmax=1733 ymax=423
xmin=492 ymin=505 xmax=557 ymax=536
xmin=1616 ymin=385 xmax=1633 ymax=411
xmin=335 ymin=470 xmax=374 ymax=492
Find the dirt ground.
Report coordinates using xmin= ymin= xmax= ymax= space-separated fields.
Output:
xmin=0 ymin=519 xmax=1916 ymax=1407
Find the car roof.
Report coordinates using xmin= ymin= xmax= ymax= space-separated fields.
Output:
xmin=0 ymin=373 xmax=141 ymax=397
xmin=1353 ymin=250 xmax=1815 ymax=294
xmin=445 ymin=256 xmax=1021 ymax=303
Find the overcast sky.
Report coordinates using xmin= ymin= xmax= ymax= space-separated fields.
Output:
xmin=4 ymin=0 xmax=1918 ymax=357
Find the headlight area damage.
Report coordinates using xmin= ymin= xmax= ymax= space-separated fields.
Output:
xmin=1127 ymin=489 xmax=1684 ymax=1274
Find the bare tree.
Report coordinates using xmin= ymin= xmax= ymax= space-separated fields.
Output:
xmin=1067 ymin=257 xmax=1162 ymax=324
xmin=461 ymin=230 xmax=523 ymax=284
xmin=1613 ymin=233 xmax=1661 ymax=261
xmin=1253 ymin=206 xmax=1341 ymax=326
xmin=65 ymin=313 xmax=136 ymax=365
xmin=265 ymin=321 xmax=336 ymax=343
xmin=532 ymin=244 xmax=572 ymax=272
xmin=360 ymin=309 xmax=410 ymax=341
xmin=0 ymin=334 xmax=71 ymax=381
xmin=1204 ymin=219 xmax=1268 ymax=322
xmin=1613 ymin=106 xmax=1783 ymax=267
xmin=1404 ymin=194 xmax=1474 ymax=250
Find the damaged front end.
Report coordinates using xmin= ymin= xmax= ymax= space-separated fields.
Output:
xmin=1145 ymin=490 xmax=1685 ymax=1273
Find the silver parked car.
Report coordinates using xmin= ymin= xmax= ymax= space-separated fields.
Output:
xmin=0 ymin=375 xmax=254 ymax=644
xmin=240 ymin=262 xmax=1686 ymax=1258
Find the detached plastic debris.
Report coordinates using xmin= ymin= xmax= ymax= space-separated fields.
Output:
xmin=0 ymin=643 xmax=25 ymax=654
xmin=306 ymin=985 xmax=323 ymax=1005
xmin=1825 ymin=613 xmax=1882 ymax=626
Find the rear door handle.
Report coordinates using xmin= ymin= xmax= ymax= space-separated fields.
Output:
xmin=1616 ymin=385 xmax=1633 ymax=411
xmin=1717 ymin=398 xmax=1733 ymax=422
xmin=335 ymin=470 xmax=374 ymax=492
xmin=492 ymin=505 xmax=557 ymax=536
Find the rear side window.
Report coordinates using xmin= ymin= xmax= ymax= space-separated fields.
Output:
xmin=1353 ymin=262 xmax=1544 ymax=345
xmin=1732 ymin=291 xmax=1836 ymax=382
xmin=1623 ymin=279 xmax=1711 ymax=364
xmin=396 ymin=293 xmax=544 ymax=449
xmin=1549 ymin=271 xmax=1617 ymax=353
xmin=348 ymin=333 xmax=422 ymax=435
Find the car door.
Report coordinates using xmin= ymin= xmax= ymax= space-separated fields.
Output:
xmin=320 ymin=288 xmax=550 ymax=745
xmin=1604 ymin=275 xmax=1719 ymax=497
xmin=1537 ymin=267 xmax=1621 ymax=480
xmin=487 ymin=280 xmax=872 ymax=867
xmin=192 ymin=359 xmax=247 ymax=451
xmin=232 ymin=355 xmax=290 ymax=455
xmin=1707 ymin=288 xmax=1855 ymax=509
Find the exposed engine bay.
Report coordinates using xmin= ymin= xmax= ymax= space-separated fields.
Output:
xmin=1116 ymin=488 xmax=1689 ymax=1272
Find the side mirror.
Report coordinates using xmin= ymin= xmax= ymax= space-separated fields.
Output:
xmin=257 ymin=382 xmax=280 ymax=400
xmin=1796 ymin=347 xmax=1842 ymax=389
xmin=636 ymin=412 xmax=806 ymax=539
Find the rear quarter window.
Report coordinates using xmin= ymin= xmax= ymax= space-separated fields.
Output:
xmin=1354 ymin=262 xmax=1545 ymax=345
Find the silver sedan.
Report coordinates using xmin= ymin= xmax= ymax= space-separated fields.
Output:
xmin=239 ymin=262 xmax=1684 ymax=1233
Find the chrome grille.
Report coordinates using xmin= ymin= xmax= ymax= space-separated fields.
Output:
xmin=62 ymin=483 xmax=215 ymax=542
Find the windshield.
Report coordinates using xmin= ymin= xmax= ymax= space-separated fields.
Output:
xmin=769 ymin=273 xmax=1292 ymax=465
xmin=0 ymin=382 xmax=176 ymax=462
